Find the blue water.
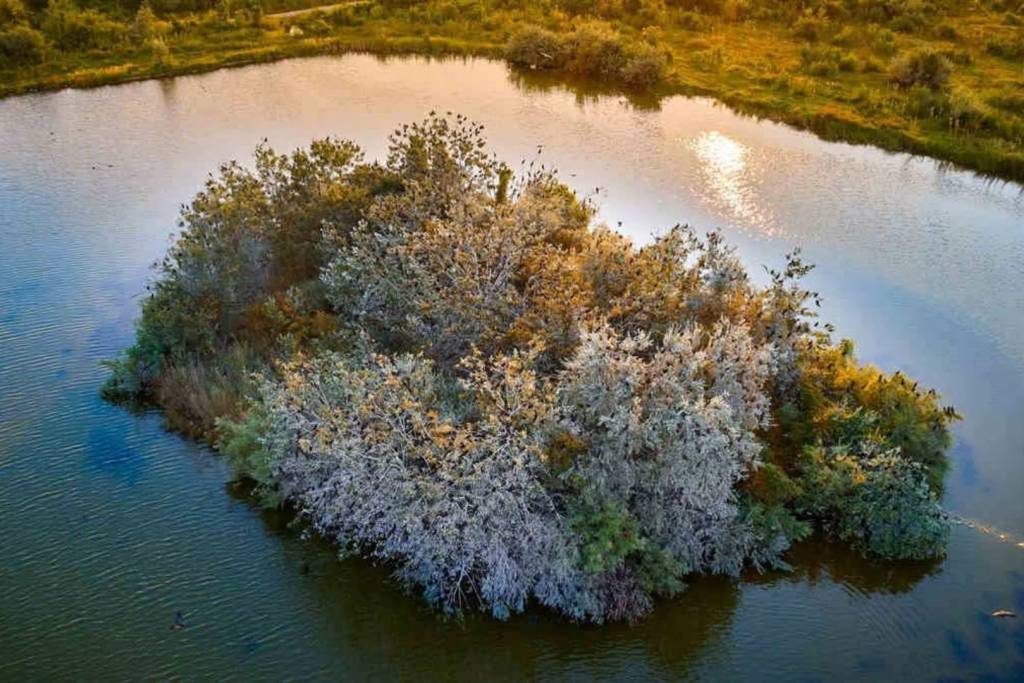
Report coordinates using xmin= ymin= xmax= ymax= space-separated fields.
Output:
xmin=1 ymin=54 xmax=1022 ymax=680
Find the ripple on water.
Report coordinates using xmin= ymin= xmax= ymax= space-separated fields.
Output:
xmin=1 ymin=53 xmax=1023 ymax=681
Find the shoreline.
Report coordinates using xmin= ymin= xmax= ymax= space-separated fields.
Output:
xmin=2 ymin=37 xmax=1022 ymax=186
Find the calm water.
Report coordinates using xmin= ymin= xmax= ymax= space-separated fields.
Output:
xmin=1 ymin=55 xmax=1023 ymax=680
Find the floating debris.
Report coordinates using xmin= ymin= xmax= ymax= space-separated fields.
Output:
xmin=950 ymin=515 xmax=1024 ymax=549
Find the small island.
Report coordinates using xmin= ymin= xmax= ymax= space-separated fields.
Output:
xmin=104 ymin=114 xmax=957 ymax=622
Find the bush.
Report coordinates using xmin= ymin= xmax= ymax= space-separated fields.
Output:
xmin=793 ymin=14 xmax=825 ymax=42
xmin=798 ymin=447 xmax=948 ymax=560
xmin=889 ymin=11 xmax=925 ymax=34
xmin=620 ymin=40 xmax=667 ymax=87
xmin=947 ymin=88 xmax=999 ymax=134
xmin=0 ymin=24 xmax=45 ymax=65
xmin=563 ymin=22 xmax=629 ymax=78
xmin=0 ymin=0 xmax=27 ymax=25
xmin=867 ymin=26 xmax=897 ymax=56
xmin=506 ymin=22 xmax=666 ymax=89
xmin=42 ymin=0 xmax=128 ymax=51
xmin=935 ymin=22 xmax=958 ymax=40
xmin=891 ymin=49 xmax=951 ymax=90
xmin=101 ymin=136 xmax=383 ymax=403
xmin=800 ymin=45 xmax=856 ymax=77
xmin=147 ymin=35 xmax=169 ymax=64
xmin=130 ymin=2 xmax=171 ymax=43
xmin=300 ymin=15 xmax=331 ymax=36
xmin=830 ymin=25 xmax=860 ymax=47
xmin=506 ymin=24 xmax=566 ymax=69
xmin=108 ymin=116 xmax=957 ymax=622
xmin=985 ymin=37 xmax=1024 ymax=61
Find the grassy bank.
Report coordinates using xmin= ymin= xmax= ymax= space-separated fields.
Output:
xmin=2 ymin=0 xmax=1023 ymax=181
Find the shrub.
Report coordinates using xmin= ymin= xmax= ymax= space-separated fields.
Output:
xmin=674 ymin=10 xmax=707 ymax=30
xmin=102 ymin=136 xmax=384 ymax=403
xmin=793 ymin=14 xmax=825 ymax=42
xmin=889 ymin=11 xmax=925 ymax=34
xmin=42 ymin=0 xmax=128 ymax=51
xmin=987 ymin=90 xmax=1024 ymax=114
xmin=620 ymin=40 xmax=667 ymax=87
xmin=867 ymin=26 xmax=897 ymax=56
xmin=130 ymin=2 xmax=170 ymax=43
xmin=563 ymin=22 xmax=629 ymax=78
xmin=830 ymin=25 xmax=860 ymax=47
xmin=890 ymin=49 xmax=951 ymax=90
xmin=506 ymin=25 xmax=567 ymax=69
xmin=262 ymin=349 xmax=591 ymax=621
xmin=800 ymin=45 xmax=856 ymax=77
xmin=779 ymin=339 xmax=956 ymax=489
xmin=939 ymin=48 xmax=972 ymax=66
xmin=797 ymin=447 xmax=949 ymax=560
xmin=985 ymin=37 xmax=1024 ymax=61
xmin=0 ymin=0 xmax=27 ymax=25
xmin=0 ymin=24 xmax=45 ymax=65
xmin=506 ymin=22 xmax=666 ymax=89
xmin=156 ymin=343 xmax=256 ymax=439
xmin=935 ymin=22 xmax=958 ymax=40
xmin=300 ymin=16 xmax=331 ymax=36
xmin=108 ymin=116 xmax=957 ymax=622
xmin=147 ymin=35 xmax=169 ymax=65
xmin=947 ymin=88 xmax=998 ymax=134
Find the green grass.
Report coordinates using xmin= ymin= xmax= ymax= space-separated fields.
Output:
xmin=2 ymin=0 xmax=1022 ymax=182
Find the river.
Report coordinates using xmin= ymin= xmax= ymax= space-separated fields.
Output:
xmin=1 ymin=54 xmax=1022 ymax=680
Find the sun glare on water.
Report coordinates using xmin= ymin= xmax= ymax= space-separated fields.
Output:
xmin=689 ymin=130 xmax=777 ymax=235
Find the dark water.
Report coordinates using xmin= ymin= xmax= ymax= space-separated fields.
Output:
xmin=1 ymin=55 xmax=1023 ymax=680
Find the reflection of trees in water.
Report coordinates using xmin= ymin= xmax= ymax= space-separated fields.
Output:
xmin=231 ymin=479 xmax=944 ymax=679
xmin=507 ymin=67 xmax=663 ymax=113
xmin=747 ymin=535 xmax=944 ymax=596
xmin=230 ymin=482 xmax=735 ymax=679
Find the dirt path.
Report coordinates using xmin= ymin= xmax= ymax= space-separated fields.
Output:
xmin=266 ymin=1 xmax=369 ymax=19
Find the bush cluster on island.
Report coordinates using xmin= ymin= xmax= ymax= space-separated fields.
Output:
xmin=104 ymin=114 xmax=957 ymax=622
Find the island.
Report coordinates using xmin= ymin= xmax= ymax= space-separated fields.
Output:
xmin=103 ymin=114 xmax=957 ymax=622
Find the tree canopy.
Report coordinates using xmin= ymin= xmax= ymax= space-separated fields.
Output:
xmin=106 ymin=114 xmax=957 ymax=622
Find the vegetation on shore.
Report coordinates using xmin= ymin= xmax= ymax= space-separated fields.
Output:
xmin=2 ymin=0 xmax=1024 ymax=181
xmin=104 ymin=115 xmax=958 ymax=622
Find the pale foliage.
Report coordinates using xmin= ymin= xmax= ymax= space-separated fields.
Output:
xmin=557 ymin=323 xmax=779 ymax=578
xmin=130 ymin=115 xmax=954 ymax=623
xmin=263 ymin=350 xmax=598 ymax=620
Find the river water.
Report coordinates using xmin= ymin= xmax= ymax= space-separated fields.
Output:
xmin=1 ymin=55 xmax=1022 ymax=680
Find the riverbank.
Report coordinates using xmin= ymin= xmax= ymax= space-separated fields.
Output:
xmin=1 ymin=1 xmax=1022 ymax=182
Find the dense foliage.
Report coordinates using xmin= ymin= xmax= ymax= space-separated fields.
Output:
xmin=105 ymin=115 xmax=957 ymax=622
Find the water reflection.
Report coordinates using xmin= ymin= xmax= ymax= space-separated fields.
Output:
xmin=244 ymin=489 xmax=743 ymax=680
xmin=508 ymin=68 xmax=663 ymax=112
xmin=229 ymin=488 xmax=951 ymax=680
xmin=752 ymin=537 xmax=943 ymax=596
xmin=2 ymin=53 xmax=1023 ymax=680
xmin=689 ymin=130 xmax=777 ymax=234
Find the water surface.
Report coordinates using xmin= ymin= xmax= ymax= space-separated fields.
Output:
xmin=1 ymin=54 xmax=1022 ymax=680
